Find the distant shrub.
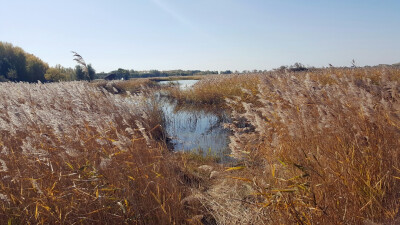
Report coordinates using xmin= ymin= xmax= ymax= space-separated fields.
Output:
xmin=289 ymin=62 xmax=308 ymax=72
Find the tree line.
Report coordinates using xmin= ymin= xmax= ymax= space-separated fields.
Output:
xmin=0 ymin=42 xmax=222 ymax=82
xmin=0 ymin=42 xmax=48 ymax=82
xmin=0 ymin=42 xmax=95 ymax=82
xmin=96 ymin=69 xmax=221 ymax=80
xmin=7 ymin=41 xmax=374 ymax=83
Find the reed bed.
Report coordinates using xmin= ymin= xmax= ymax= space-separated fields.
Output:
xmin=216 ymin=67 xmax=400 ymax=224
xmin=150 ymin=76 xmax=203 ymax=82
xmin=167 ymin=74 xmax=260 ymax=107
xmin=2 ymin=67 xmax=400 ymax=224
xmin=93 ymin=78 xmax=158 ymax=95
xmin=0 ymin=81 xmax=192 ymax=224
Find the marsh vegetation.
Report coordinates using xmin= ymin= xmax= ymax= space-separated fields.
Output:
xmin=1 ymin=66 xmax=400 ymax=224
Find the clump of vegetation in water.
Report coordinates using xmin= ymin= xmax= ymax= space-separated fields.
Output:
xmin=93 ymin=78 xmax=160 ymax=95
xmin=167 ymin=73 xmax=260 ymax=108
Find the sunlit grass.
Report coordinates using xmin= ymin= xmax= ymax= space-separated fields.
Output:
xmin=181 ymin=148 xmax=222 ymax=164
xmin=0 ymin=81 xmax=194 ymax=224
xmin=92 ymin=78 xmax=159 ymax=94
xmin=2 ymin=66 xmax=400 ymax=224
xmin=166 ymin=74 xmax=260 ymax=108
xmin=219 ymin=67 xmax=400 ymax=224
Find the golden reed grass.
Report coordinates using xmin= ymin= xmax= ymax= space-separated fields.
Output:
xmin=2 ymin=67 xmax=400 ymax=224
xmin=170 ymin=67 xmax=400 ymax=224
xmin=0 ymin=81 xmax=195 ymax=224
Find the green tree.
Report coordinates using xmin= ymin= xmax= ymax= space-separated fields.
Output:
xmin=26 ymin=54 xmax=49 ymax=82
xmin=6 ymin=68 xmax=18 ymax=80
xmin=75 ymin=65 xmax=85 ymax=80
xmin=0 ymin=42 xmax=48 ymax=82
xmin=0 ymin=43 xmax=26 ymax=81
xmin=220 ymin=70 xmax=232 ymax=74
xmin=115 ymin=68 xmax=129 ymax=80
xmin=44 ymin=66 xmax=69 ymax=82
xmin=87 ymin=64 xmax=96 ymax=80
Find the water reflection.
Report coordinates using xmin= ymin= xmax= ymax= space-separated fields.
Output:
xmin=157 ymin=94 xmax=232 ymax=162
xmin=158 ymin=79 xmax=199 ymax=90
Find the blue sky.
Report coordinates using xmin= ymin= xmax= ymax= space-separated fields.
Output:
xmin=1 ymin=0 xmax=399 ymax=72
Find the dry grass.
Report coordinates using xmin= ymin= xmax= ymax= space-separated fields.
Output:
xmin=0 ymin=81 xmax=195 ymax=224
xmin=166 ymin=74 xmax=260 ymax=108
xmin=93 ymin=78 xmax=159 ymax=95
xmin=150 ymin=76 xmax=203 ymax=82
xmin=164 ymin=67 xmax=400 ymax=224
xmin=2 ymin=67 xmax=400 ymax=224
xmin=218 ymin=67 xmax=400 ymax=224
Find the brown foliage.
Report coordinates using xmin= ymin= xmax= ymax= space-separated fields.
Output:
xmin=0 ymin=82 xmax=192 ymax=224
xmin=222 ymin=67 xmax=400 ymax=224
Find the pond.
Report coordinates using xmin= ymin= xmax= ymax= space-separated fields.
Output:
xmin=158 ymin=79 xmax=199 ymax=90
xmin=156 ymin=79 xmax=232 ymax=162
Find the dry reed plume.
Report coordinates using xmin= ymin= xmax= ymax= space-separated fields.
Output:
xmin=0 ymin=81 xmax=192 ymax=224
xmin=93 ymin=78 xmax=159 ymax=95
xmin=167 ymin=74 xmax=260 ymax=107
xmin=2 ymin=67 xmax=400 ymax=224
xmin=215 ymin=67 xmax=400 ymax=224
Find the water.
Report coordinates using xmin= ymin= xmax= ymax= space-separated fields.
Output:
xmin=158 ymin=79 xmax=199 ymax=90
xmin=157 ymin=79 xmax=232 ymax=162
